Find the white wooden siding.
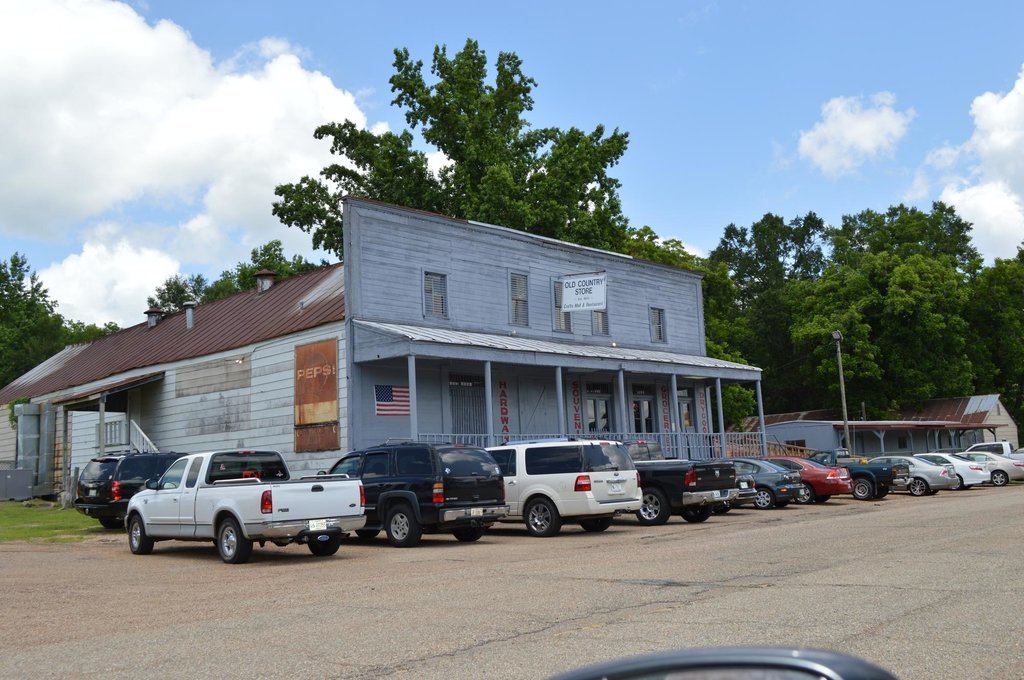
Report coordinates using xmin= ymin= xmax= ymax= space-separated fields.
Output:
xmin=346 ymin=203 xmax=704 ymax=355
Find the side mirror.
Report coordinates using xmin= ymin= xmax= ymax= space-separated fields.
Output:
xmin=550 ymin=647 xmax=898 ymax=680
xmin=146 ymin=478 xmax=159 ymax=490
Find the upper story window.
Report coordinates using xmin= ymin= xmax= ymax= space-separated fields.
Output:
xmin=649 ymin=307 xmax=666 ymax=342
xmin=424 ymin=271 xmax=448 ymax=319
xmin=510 ymin=272 xmax=529 ymax=326
xmin=592 ymin=309 xmax=609 ymax=336
xmin=553 ymin=281 xmax=572 ymax=332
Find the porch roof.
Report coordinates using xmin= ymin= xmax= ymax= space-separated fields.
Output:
xmin=353 ymin=321 xmax=761 ymax=382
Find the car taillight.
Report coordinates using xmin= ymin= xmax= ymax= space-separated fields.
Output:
xmin=575 ymin=475 xmax=592 ymax=492
xmin=636 ymin=471 xmax=641 ymax=488
xmin=111 ymin=480 xmax=122 ymax=501
xmin=260 ymin=489 xmax=273 ymax=514
xmin=432 ymin=482 xmax=445 ymax=504
xmin=970 ymin=465 xmax=984 ymax=471
xmin=359 ymin=484 xmax=365 ymax=507
xmin=684 ymin=468 xmax=697 ymax=488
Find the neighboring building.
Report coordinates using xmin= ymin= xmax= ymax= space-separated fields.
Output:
xmin=0 ymin=198 xmax=767 ymax=499
xmin=740 ymin=394 xmax=1018 ymax=455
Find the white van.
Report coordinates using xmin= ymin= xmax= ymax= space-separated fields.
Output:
xmin=485 ymin=439 xmax=642 ymax=537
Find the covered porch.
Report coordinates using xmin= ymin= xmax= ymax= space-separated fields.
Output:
xmin=350 ymin=321 xmax=767 ymax=459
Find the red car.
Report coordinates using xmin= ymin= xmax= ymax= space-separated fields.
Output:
xmin=765 ymin=456 xmax=853 ymax=504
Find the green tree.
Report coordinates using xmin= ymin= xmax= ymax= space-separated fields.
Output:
xmin=965 ymin=257 xmax=1024 ymax=430
xmin=708 ymin=212 xmax=827 ymax=412
xmin=147 ymin=274 xmax=209 ymax=313
xmin=788 ymin=204 xmax=978 ymax=419
xmin=273 ymin=39 xmax=631 ymax=257
xmin=0 ymin=254 xmax=67 ymax=388
xmin=148 ymin=241 xmax=324 ymax=311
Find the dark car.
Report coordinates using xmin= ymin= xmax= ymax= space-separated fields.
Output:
xmin=74 ymin=452 xmax=184 ymax=528
xmin=328 ymin=442 xmax=508 ymax=547
xmin=728 ymin=457 xmax=806 ymax=509
xmin=766 ymin=455 xmax=854 ymax=503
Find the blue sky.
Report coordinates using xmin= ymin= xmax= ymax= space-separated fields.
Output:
xmin=2 ymin=0 xmax=1023 ymax=327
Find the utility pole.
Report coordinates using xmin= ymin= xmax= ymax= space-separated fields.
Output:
xmin=832 ymin=330 xmax=852 ymax=454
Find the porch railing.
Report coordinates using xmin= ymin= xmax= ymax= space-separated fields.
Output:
xmin=418 ymin=431 xmax=769 ymax=460
xmin=95 ymin=419 xmax=159 ymax=453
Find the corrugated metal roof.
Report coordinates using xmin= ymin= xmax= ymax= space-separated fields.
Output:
xmin=355 ymin=320 xmax=760 ymax=374
xmin=739 ymin=395 xmax=1005 ymax=432
xmin=0 ymin=264 xmax=344 ymax=403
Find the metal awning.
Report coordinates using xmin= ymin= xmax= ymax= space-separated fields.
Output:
xmin=353 ymin=321 xmax=761 ymax=382
xmin=51 ymin=371 xmax=165 ymax=409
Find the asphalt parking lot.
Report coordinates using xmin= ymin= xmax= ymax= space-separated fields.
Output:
xmin=2 ymin=486 xmax=1023 ymax=679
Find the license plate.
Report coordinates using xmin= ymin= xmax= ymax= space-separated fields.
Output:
xmin=609 ymin=483 xmax=623 ymax=494
xmin=470 ymin=508 xmax=483 ymax=517
xmin=88 ymin=489 xmax=96 ymax=497
xmin=739 ymin=481 xmax=749 ymax=489
xmin=308 ymin=519 xmax=327 ymax=531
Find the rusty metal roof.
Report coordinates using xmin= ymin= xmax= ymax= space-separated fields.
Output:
xmin=0 ymin=263 xmax=344 ymax=403
xmin=739 ymin=395 xmax=1005 ymax=432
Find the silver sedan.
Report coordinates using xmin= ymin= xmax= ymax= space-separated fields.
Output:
xmin=872 ymin=455 xmax=958 ymax=496
xmin=956 ymin=451 xmax=1024 ymax=486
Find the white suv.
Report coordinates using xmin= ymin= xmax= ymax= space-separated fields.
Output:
xmin=485 ymin=439 xmax=642 ymax=537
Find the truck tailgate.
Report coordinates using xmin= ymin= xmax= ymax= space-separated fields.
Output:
xmin=268 ymin=480 xmax=361 ymax=521
xmin=692 ymin=461 xmax=736 ymax=490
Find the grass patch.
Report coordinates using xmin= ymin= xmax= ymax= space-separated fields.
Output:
xmin=0 ymin=500 xmax=111 ymax=543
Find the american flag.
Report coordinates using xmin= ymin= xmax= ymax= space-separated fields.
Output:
xmin=374 ymin=385 xmax=410 ymax=416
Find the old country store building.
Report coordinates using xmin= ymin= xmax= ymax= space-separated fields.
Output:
xmin=343 ymin=199 xmax=766 ymax=456
xmin=0 ymin=198 xmax=767 ymax=498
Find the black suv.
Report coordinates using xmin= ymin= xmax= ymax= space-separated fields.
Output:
xmin=328 ymin=442 xmax=508 ymax=547
xmin=74 ymin=452 xmax=183 ymax=528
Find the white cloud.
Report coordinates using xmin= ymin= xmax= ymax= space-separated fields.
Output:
xmin=40 ymin=237 xmax=181 ymax=327
xmin=0 ymin=0 xmax=375 ymax=325
xmin=798 ymin=92 xmax=916 ymax=177
xmin=914 ymin=65 xmax=1024 ymax=262
xmin=941 ymin=181 xmax=1024 ymax=260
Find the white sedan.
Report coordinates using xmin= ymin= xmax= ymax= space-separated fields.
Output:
xmin=956 ymin=451 xmax=1024 ymax=486
xmin=915 ymin=453 xmax=989 ymax=489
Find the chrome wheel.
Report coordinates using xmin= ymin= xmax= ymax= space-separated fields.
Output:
xmin=992 ymin=470 xmax=1009 ymax=486
xmin=907 ymin=478 xmax=929 ymax=496
xmin=220 ymin=524 xmax=239 ymax=558
xmin=524 ymin=498 xmax=561 ymax=537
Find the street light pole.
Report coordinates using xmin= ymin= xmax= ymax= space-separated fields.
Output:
xmin=832 ymin=330 xmax=852 ymax=455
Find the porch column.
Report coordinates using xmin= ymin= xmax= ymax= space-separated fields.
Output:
xmin=98 ymin=394 xmax=106 ymax=455
xmin=872 ymin=429 xmax=885 ymax=455
xmin=715 ymin=378 xmax=726 ymax=457
xmin=61 ymin=406 xmax=71 ymax=508
xmin=484 ymin=361 xmax=494 ymax=447
xmin=554 ymin=366 xmax=566 ymax=437
xmin=617 ymin=368 xmax=627 ymax=436
xmin=755 ymin=379 xmax=768 ymax=457
xmin=670 ymin=374 xmax=681 ymax=458
xmin=407 ymin=355 xmax=418 ymax=441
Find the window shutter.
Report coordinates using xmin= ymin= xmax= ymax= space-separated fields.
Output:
xmin=424 ymin=272 xmax=448 ymax=318
xmin=510 ymin=273 xmax=529 ymax=326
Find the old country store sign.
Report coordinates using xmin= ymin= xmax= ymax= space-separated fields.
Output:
xmin=558 ymin=271 xmax=607 ymax=311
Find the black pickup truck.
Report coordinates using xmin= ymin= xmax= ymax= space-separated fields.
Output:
xmin=624 ymin=441 xmax=740 ymax=524
xmin=809 ymin=450 xmax=910 ymax=500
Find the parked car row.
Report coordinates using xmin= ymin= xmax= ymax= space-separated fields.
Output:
xmin=72 ymin=438 xmax=1022 ymax=562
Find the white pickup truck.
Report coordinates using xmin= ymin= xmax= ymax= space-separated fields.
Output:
xmin=126 ymin=449 xmax=365 ymax=563
xmin=963 ymin=441 xmax=1024 ymax=462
